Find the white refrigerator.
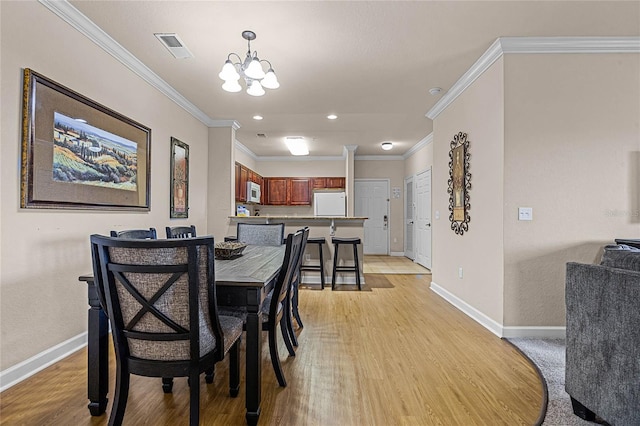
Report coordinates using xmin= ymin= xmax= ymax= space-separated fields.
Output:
xmin=314 ymin=192 xmax=346 ymax=217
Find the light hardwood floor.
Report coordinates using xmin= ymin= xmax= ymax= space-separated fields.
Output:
xmin=0 ymin=272 xmax=542 ymax=425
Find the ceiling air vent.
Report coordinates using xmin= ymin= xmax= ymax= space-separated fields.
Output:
xmin=257 ymin=133 xmax=267 ymax=138
xmin=154 ymin=33 xmax=193 ymax=59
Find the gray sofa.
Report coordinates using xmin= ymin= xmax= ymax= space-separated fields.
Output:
xmin=565 ymin=243 xmax=640 ymax=425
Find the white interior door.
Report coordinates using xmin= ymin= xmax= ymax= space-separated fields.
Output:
xmin=354 ymin=180 xmax=389 ymax=255
xmin=415 ymin=169 xmax=432 ymax=269
xmin=404 ymin=176 xmax=415 ymax=260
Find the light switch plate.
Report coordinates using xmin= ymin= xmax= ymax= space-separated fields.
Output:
xmin=518 ymin=207 xmax=533 ymax=221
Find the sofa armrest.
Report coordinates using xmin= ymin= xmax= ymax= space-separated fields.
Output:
xmin=565 ymin=262 xmax=640 ymax=425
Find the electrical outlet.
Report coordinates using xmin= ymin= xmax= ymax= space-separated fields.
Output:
xmin=393 ymin=237 xmax=397 ymax=243
xmin=305 ymin=254 xmax=311 ymax=262
xmin=458 ymin=267 xmax=463 ymax=279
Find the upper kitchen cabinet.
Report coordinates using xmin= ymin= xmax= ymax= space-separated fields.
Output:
xmin=263 ymin=177 xmax=312 ymax=205
xmin=288 ymin=178 xmax=312 ymax=205
xmin=264 ymin=177 xmax=288 ymax=205
xmin=312 ymin=177 xmax=345 ymax=190
xmin=326 ymin=177 xmax=345 ymax=188
xmin=235 ymin=162 xmax=262 ymax=203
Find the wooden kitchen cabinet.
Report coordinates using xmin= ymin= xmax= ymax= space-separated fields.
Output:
xmin=312 ymin=178 xmax=327 ymax=189
xmin=262 ymin=177 xmax=312 ymax=205
xmin=288 ymin=178 xmax=311 ymax=205
xmin=311 ymin=177 xmax=345 ymax=190
xmin=326 ymin=177 xmax=345 ymax=188
xmin=235 ymin=162 xmax=263 ymax=203
xmin=264 ymin=178 xmax=288 ymax=205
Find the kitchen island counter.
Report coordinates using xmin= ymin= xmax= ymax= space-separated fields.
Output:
xmin=226 ymin=216 xmax=367 ymax=287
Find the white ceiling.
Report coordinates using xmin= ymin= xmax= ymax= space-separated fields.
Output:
xmin=67 ymin=1 xmax=639 ymax=158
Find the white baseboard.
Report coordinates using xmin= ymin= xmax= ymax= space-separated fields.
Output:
xmin=0 ymin=332 xmax=87 ymax=392
xmin=430 ymin=281 xmax=503 ymax=337
xmin=389 ymin=252 xmax=405 ymax=257
xmin=502 ymin=326 xmax=566 ymax=339
xmin=430 ymin=281 xmax=566 ymax=338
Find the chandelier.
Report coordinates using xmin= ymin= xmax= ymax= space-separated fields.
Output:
xmin=218 ymin=30 xmax=279 ymax=97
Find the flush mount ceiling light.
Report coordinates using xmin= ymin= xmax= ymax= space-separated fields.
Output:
xmin=219 ymin=30 xmax=279 ymax=97
xmin=253 ymin=115 xmax=263 ymax=120
xmin=285 ymin=137 xmax=309 ymax=156
xmin=327 ymin=114 xmax=338 ymax=120
xmin=429 ymin=87 xmax=442 ymax=95
xmin=381 ymin=142 xmax=393 ymax=151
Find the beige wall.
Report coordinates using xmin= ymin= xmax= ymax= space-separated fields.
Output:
xmin=432 ymin=58 xmax=505 ymax=325
xmin=355 ymin=160 xmax=406 ymax=253
xmin=234 ymin=145 xmax=256 ymax=171
xmin=405 ymin=140 xmax=434 ymax=178
xmin=502 ymin=53 xmax=640 ymax=326
xmin=255 ymin=159 xmax=345 ymax=177
xmin=0 ymin=2 xmax=209 ymax=370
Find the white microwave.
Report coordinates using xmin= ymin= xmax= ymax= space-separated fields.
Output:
xmin=246 ymin=181 xmax=261 ymax=203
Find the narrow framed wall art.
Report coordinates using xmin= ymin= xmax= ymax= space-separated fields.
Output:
xmin=170 ymin=137 xmax=189 ymax=218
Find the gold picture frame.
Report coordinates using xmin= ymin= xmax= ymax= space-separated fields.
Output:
xmin=170 ymin=137 xmax=189 ymax=218
xmin=447 ymin=132 xmax=471 ymax=235
xmin=20 ymin=69 xmax=151 ymax=210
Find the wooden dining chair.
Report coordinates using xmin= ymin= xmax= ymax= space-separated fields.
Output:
xmin=219 ymin=229 xmax=303 ymax=387
xmin=166 ymin=225 xmax=197 ymax=238
xmin=286 ymin=227 xmax=309 ymax=347
xmin=236 ymin=223 xmax=285 ymax=246
xmin=110 ymin=228 xmax=157 ymax=239
xmin=90 ymin=235 xmax=243 ymax=426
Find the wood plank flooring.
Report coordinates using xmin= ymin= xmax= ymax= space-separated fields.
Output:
xmin=363 ymin=255 xmax=431 ymax=274
xmin=0 ymin=272 xmax=542 ymax=425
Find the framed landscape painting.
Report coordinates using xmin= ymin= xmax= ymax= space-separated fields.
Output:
xmin=20 ymin=68 xmax=151 ymax=210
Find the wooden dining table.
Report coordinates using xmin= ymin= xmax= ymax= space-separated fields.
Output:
xmin=79 ymin=244 xmax=285 ymax=426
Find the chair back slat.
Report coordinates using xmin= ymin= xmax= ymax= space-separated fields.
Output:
xmin=237 ymin=223 xmax=285 ymax=246
xmin=110 ymin=228 xmax=157 ymax=240
xmin=166 ymin=225 xmax=197 ymax=239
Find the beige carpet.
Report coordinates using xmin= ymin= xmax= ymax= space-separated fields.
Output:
xmin=363 ymin=255 xmax=431 ymax=274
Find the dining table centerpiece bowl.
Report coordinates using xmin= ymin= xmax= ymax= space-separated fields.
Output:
xmin=214 ymin=241 xmax=248 ymax=259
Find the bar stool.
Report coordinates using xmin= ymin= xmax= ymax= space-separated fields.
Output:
xmin=331 ymin=237 xmax=362 ymax=290
xmin=300 ymin=237 xmax=326 ymax=289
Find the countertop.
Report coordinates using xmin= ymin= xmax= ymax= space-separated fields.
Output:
xmin=228 ymin=216 xmax=367 ymax=220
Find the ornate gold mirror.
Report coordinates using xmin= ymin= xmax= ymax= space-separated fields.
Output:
xmin=447 ymin=132 xmax=471 ymax=235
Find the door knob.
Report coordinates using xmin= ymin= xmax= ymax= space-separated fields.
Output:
xmin=426 ymin=223 xmax=431 ymax=227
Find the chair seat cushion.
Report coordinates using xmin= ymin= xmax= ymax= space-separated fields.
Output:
xmin=219 ymin=315 xmax=244 ymax=354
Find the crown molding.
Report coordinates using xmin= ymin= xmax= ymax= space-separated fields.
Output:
xmin=39 ymin=0 xmax=217 ymax=127
xmin=403 ymin=133 xmax=433 ymax=159
xmin=355 ymin=155 xmax=405 ymax=161
xmin=234 ymin=140 xmax=258 ymax=161
xmin=426 ymin=36 xmax=640 ymax=120
xmin=257 ymin=155 xmax=345 ymax=162
xmin=212 ymin=120 xmax=241 ymax=130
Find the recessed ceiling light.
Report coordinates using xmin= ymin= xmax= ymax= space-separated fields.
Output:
xmin=327 ymin=114 xmax=338 ymax=120
xmin=253 ymin=115 xmax=263 ymax=120
xmin=285 ymin=137 xmax=309 ymax=156
xmin=381 ymin=142 xmax=393 ymax=151
xmin=429 ymin=87 xmax=442 ymax=95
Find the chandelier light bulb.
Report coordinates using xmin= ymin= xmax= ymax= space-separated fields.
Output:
xmin=247 ymin=80 xmax=265 ymax=97
xmin=222 ymin=79 xmax=242 ymax=93
xmin=261 ymin=69 xmax=280 ymax=89
xmin=219 ymin=60 xmax=239 ymax=81
xmin=245 ymin=57 xmax=266 ymax=80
